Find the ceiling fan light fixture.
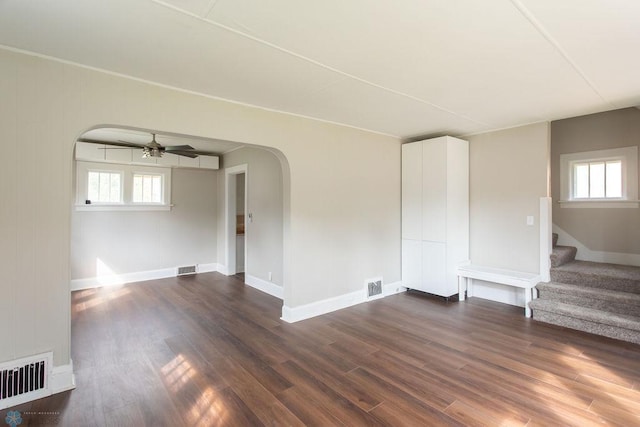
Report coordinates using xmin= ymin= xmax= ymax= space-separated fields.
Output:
xmin=142 ymin=146 xmax=163 ymax=158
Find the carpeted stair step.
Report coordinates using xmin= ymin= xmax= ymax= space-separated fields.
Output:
xmin=536 ymin=281 xmax=640 ymax=317
xmin=551 ymin=261 xmax=640 ymax=294
xmin=552 ymin=232 xmax=558 ymax=248
xmin=550 ymin=245 xmax=577 ymax=268
xmin=529 ymin=299 xmax=640 ymax=345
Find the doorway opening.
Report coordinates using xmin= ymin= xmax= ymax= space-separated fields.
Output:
xmin=225 ymin=164 xmax=248 ymax=279
xmin=234 ymin=173 xmax=246 ymax=282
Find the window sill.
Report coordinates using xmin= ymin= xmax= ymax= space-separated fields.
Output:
xmin=75 ymin=204 xmax=173 ymax=212
xmin=558 ymin=200 xmax=639 ymax=209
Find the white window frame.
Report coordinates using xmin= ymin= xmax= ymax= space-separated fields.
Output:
xmin=560 ymin=146 xmax=638 ymax=208
xmin=132 ymin=172 xmax=166 ymax=205
xmin=85 ymin=168 xmax=124 ymax=205
xmin=76 ymin=161 xmax=172 ymax=211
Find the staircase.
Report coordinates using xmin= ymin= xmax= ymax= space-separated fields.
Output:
xmin=529 ymin=233 xmax=640 ymax=345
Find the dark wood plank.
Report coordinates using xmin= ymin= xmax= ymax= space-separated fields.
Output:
xmin=273 ymin=360 xmax=388 ymax=426
xmin=588 ymin=398 xmax=640 ymax=426
xmin=354 ymin=349 xmax=530 ymax=424
xmin=444 ymin=399 xmax=528 ymax=427
xmin=286 ymin=346 xmax=384 ymax=411
xmin=4 ymin=273 xmax=639 ymax=427
xmin=348 ymin=367 xmax=464 ymax=426
xmin=209 ymin=356 xmax=304 ymax=427
xmin=276 ymin=387 xmax=346 ymax=427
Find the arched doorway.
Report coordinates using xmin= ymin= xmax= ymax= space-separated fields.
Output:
xmin=70 ymin=125 xmax=291 ymax=309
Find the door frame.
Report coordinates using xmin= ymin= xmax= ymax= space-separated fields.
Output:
xmin=225 ymin=164 xmax=248 ymax=276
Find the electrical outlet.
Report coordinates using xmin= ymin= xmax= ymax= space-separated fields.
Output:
xmin=268 ymin=272 xmax=272 ymax=281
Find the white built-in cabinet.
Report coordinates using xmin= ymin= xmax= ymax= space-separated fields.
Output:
xmin=401 ymin=136 xmax=469 ymax=298
xmin=75 ymin=141 xmax=220 ymax=170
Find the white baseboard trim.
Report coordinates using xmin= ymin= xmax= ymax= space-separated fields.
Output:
xmin=281 ymin=282 xmax=407 ymax=323
xmin=51 ymin=360 xmax=76 ymax=394
xmin=245 ymin=274 xmax=283 ymax=299
xmin=198 ymin=263 xmax=221 ymax=274
xmin=217 ymin=264 xmax=229 ymax=276
xmin=281 ymin=281 xmax=406 ymax=323
xmin=383 ymin=281 xmax=407 ymax=296
xmin=281 ymin=289 xmax=364 ymax=323
xmin=71 ymin=262 xmax=220 ymax=291
xmin=553 ymin=224 xmax=640 ymax=267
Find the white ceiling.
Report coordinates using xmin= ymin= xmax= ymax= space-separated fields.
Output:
xmin=1 ymin=0 xmax=639 ymax=139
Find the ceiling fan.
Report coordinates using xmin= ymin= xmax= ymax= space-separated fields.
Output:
xmin=77 ymin=133 xmax=218 ymax=159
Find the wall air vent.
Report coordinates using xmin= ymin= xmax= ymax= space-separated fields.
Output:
xmin=177 ymin=265 xmax=197 ymax=276
xmin=365 ymin=277 xmax=384 ymax=300
xmin=0 ymin=352 xmax=52 ymax=410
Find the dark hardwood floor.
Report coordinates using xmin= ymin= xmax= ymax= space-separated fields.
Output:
xmin=5 ymin=272 xmax=640 ymax=426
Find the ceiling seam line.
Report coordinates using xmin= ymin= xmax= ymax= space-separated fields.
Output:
xmin=0 ymin=44 xmax=400 ymax=140
xmin=509 ymin=0 xmax=613 ymax=108
xmin=202 ymin=0 xmax=220 ymax=18
xmin=459 ymin=119 xmax=550 ymax=139
xmin=151 ymin=0 xmax=490 ymax=128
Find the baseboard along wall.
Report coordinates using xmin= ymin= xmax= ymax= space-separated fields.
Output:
xmin=70 ymin=263 xmax=221 ymax=291
xmin=281 ymin=282 xmax=406 ymax=323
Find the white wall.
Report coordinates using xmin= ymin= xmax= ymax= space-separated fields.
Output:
xmin=467 ymin=123 xmax=550 ymax=305
xmin=284 ymin=137 xmax=401 ymax=308
xmin=0 ymin=48 xmax=400 ymax=368
xmin=71 ymin=167 xmax=217 ymax=282
xmin=220 ymin=147 xmax=283 ymax=286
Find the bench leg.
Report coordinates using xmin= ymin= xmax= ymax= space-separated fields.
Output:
xmin=458 ymin=276 xmax=466 ymax=301
xmin=525 ymin=288 xmax=532 ymax=318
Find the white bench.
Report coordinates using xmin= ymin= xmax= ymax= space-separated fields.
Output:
xmin=456 ymin=264 xmax=541 ymax=318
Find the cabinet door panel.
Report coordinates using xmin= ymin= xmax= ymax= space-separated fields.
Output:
xmin=402 ymin=142 xmax=422 ymax=240
xmin=422 ymin=140 xmax=447 ymax=242
xmin=75 ymin=142 xmax=105 ymax=161
xmin=199 ymin=155 xmax=220 ymax=170
xmin=156 ymin=153 xmax=180 ymax=166
xmin=105 ymin=147 xmax=132 ymax=163
xmin=422 ymin=241 xmax=450 ymax=296
xmin=401 ymin=239 xmax=422 ymax=290
xmin=179 ymin=156 xmax=200 ymax=168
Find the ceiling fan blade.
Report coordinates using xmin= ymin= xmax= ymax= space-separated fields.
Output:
xmin=77 ymin=138 xmax=144 ymax=149
xmin=114 ymin=139 xmax=148 ymax=148
xmin=183 ymin=149 xmax=220 ymax=156
xmin=169 ymin=151 xmax=199 ymax=159
xmin=164 ymin=145 xmax=194 ymax=151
